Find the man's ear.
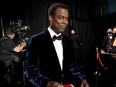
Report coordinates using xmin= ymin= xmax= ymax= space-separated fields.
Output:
xmin=48 ymin=15 xmax=53 ymax=22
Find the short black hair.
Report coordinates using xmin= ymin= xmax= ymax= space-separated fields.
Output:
xmin=48 ymin=3 xmax=69 ymax=16
xmin=5 ymin=26 xmax=15 ymax=35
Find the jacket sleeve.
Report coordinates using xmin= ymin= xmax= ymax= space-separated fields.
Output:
xmin=23 ymin=36 xmax=50 ymax=87
xmin=69 ymin=63 xmax=86 ymax=81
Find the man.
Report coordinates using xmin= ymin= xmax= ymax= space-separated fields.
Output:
xmin=100 ymin=26 xmax=116 ymax=87
xmin=101 ymin=27 xmax=113 ymax=54
xmin=0 ymin=26 xmax=26 ymax=86
xmin=23 ymin=3 xmax=89 ymax=87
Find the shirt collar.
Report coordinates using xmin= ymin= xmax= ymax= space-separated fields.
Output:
xmin=48 ymin=26 xmax=61 ymax=38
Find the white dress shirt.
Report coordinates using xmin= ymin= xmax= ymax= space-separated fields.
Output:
xmin=48 ymin=27 xmax=63 ymax=70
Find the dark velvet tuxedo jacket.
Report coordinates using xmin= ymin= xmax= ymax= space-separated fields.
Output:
xmin=23 ymin=30 xmax=86 ymax=87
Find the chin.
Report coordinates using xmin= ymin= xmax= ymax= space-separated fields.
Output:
xmin=60 ymin=29 xmax=65 ymax=33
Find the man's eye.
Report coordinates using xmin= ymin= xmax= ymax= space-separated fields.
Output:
xmin=58 ymin=16 xmax=64 ymax=19
xmin=58 ymin=16 xmax=68 ymax=21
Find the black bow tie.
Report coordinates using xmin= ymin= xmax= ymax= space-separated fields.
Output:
xmin=52 ymin=35 xmax=62 ymax=41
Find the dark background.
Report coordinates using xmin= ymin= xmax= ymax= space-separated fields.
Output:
xmin=0 ymin=0 xmax=116 ymax=87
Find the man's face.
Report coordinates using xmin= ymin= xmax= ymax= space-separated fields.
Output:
xmin=107 ymin=28 xmax=112 ymax=33
xmin=49 ymin=7 xmax=69 ymax=34
xmin=9 ymin=33 xmax=15 ymax=39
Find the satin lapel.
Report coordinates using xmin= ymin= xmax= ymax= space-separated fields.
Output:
xmin=44 ymin=30 xmax=61 ymax=70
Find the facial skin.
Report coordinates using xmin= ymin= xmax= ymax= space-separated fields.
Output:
xmin=107 ymin=28 xmax=112 ymax=33
xmin=49 ymin=7 xmax=69 ymax=34
xmin=8 ymin=33 xmax=15 ymax=39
